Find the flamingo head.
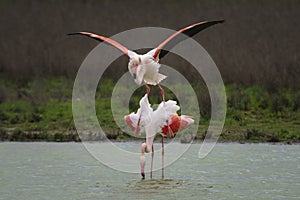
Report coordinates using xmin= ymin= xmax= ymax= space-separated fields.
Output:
xmin=140 ymin=155 xmax=146 ymax=179
xmin=140 ymin=143 xmax=147 ymax=179
xmin=128 ymin=56 xmax=142 ymax=83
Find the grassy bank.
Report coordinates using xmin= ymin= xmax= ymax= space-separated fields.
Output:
xmin=0 ymin=77 xmax=299 ymax=143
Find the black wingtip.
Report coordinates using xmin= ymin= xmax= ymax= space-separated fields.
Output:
xmin=210 ymin=19 xmax=225 ymax=24
xmin=67 ymin=32 xmax=80 ymax=36
xmin=204 ymin=19 xmax=225 ymax=27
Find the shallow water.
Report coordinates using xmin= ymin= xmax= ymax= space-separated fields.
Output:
xmin=0 ymin=142 xmax=299 ymax=200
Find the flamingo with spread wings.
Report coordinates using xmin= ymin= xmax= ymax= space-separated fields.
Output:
xmin=69 ymin=20 xmax=222 ymax=136
xmin=124 ymin=94 xmax=194 ymax=179
xmin=68 ymin=20 xmax=224 ymax=101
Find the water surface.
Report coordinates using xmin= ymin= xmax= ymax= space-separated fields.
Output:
xmin=0 ymin=142 xmax=299 ymax=199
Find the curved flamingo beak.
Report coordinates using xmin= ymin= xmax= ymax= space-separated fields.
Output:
xmin=140 ymin=155 xmax=146 ymax=179
xmin=132 ymin=65 xmax=138 ymax=79
xmin=141 ymin=170 xmax=145 ymax=179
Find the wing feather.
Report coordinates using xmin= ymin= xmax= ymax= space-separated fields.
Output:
xmin=67 ymin=31 xmax=134 ymax=58
xmin=153 ymin=20 xmax=224 ymax=59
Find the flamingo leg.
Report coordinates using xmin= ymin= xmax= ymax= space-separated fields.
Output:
xmin=145 ymin=84 xmax=151 ymax=95
xmin=158 ymin=84 xmax=165 ymax=102
xmin=150 ymin=145 xmax=154 ymax=179
xmin=162 ymin=136 xmax=164 ymax=179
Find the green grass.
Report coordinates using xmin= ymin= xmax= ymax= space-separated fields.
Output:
xmin=0 ymin=77 xmax=299 ymax=143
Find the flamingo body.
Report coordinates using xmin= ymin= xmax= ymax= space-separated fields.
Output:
xmin=69 ymin=20 xmax=223 ymax=179
xmin=68 ymin=20 xmax=224 ymax=88
xmin=124 ymin=94 xmax=194 ymax=179
xmin=128 ymin=50 xmax=166 ymax=85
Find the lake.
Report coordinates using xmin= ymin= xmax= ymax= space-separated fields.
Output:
xmin=0 ymin=142 xmax=299 ymax=200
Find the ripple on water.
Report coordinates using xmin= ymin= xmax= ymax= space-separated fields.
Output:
xmin=132 ymin=179 xmax=184 ymax=190
xmin=1 ymin=143 xmax=299 ymax=200
xmin=126 ymin=178 xmax=218 ymax=198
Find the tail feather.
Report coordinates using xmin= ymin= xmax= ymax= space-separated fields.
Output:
xmin=180 ymin=115 xmax=194 ymax=130
xmin=156 ymin=73 xmax=167 ymax=84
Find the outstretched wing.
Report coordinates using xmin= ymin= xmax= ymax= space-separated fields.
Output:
xmin=68 ymin=31 xmax=136 ymax=58
xmin=152 ymin=20 xmax=224 ymax=59
xmin=161 ymin=115 xmax=194 ymax=137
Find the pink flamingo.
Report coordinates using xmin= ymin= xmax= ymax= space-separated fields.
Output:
xmin=124 ymin=94 xmax=194 ymax=179
xmin=69 ymin=20 xmax=222 ymax=137
xmin=68 ymin=20 xmax=224 ymax=101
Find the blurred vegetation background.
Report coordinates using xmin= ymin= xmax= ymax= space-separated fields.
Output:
xmin=0 ymin=0 xmax=299 ymax=142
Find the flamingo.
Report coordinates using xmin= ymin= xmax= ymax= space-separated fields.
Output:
xmin=68 ymin=20 xmax=223 ymax=136
xmin=68 ymin=20 xmax=224 ymax=101
xmin=124 ymin=94 xmax=194 ymax=179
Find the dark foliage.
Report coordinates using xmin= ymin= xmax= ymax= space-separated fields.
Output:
xmin=0 ymin=0 xmax=299 ymax=91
